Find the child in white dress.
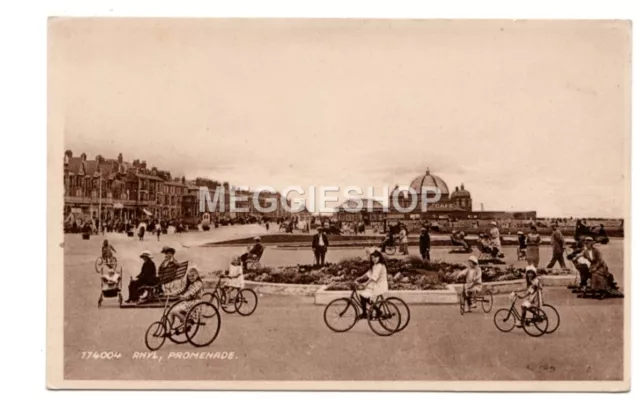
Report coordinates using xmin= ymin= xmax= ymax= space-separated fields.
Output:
xmin=223 ymin=256 xmax=245 ymax=304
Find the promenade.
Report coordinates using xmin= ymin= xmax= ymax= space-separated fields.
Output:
xmin=62 ymin=225 xmax=625 ymax=381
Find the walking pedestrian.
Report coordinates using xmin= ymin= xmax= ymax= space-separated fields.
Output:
xmin=526 ymin=225 xmax=541 ymax=268
xmin=546 ymin=223 xmax=567 ymax=270
xmin=398 ymin=224 xmax=409 ymax=255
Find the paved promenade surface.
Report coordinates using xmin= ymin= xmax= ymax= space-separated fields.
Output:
xmin=62 ymin=226 xmax=625 ymax=381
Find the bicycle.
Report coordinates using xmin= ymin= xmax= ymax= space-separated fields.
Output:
xmin=144 ymin=294 xmax=221 ymax=351
xmin=202 ymin=277 xmax=258 ymax=316
xmin=386 ymin=296 xmax=411 ymax=332
xmin=493 ymin=292 xmax=549 ymax=337
xmin=95 ymin=255 xmax=118 ymax=273
xmin=323 ymin=283 xmax=402 ymax=336
xmin=540 ymin=302 xmax=560 ymax=334
xmin=458 ymin=286 xmax=493 ymax=315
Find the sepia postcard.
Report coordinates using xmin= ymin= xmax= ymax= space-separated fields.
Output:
xmin=47 ymin=18 xmax=631 ymax=391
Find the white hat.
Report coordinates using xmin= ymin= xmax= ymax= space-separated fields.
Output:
xmin=140 ymin=250 xmax=153 ymax=259
xmin=490 ymin=221 xmax=497 ymax=226
xmin=517 ymin=231 xmax=524 ymax=235
xmin=525 ymin=265 xmax=537 ymax=274
xmin=254 ymin=236 xmax=262 ymax=241
xmin=468 ymin=255 xmax=479 ymax=265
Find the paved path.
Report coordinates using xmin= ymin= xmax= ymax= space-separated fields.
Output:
xmin=63 ymin=227 xmax=625 ymax=381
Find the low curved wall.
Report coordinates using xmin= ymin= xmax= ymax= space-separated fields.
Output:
xmin=203 ymin=278 xmax=322 ymax=296
xmin=449 ymin=275 xmax=576 ymax=295
xmin=203 ymin=274 xmax=576 ymax=303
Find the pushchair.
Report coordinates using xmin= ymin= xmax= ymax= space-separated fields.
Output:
xmin=476 ymin=234 xmax=505 ymax=264
xmin=449 ymin=231 xmax=472 ymax=254
xmin=98 ymin=263 xmax=123 ymax=308
xmin=566 ymin=245 xmax=623 ymax=299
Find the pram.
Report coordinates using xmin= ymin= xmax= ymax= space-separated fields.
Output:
xmin=566 ymin=244 xmax=623 ymax=299
xmin=98 ymin=264 xmax=123 ymax=308
xmin=476 ymin=234 xmax=505 ymax=264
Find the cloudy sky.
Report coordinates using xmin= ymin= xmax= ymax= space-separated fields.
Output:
xmin=50 ymin=19 xmax=630 ymax=217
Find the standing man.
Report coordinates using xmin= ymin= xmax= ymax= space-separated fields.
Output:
xmin=311 ymin=227 xmax=329 ymax=266
xmin=419 ymin=227 xmax=431 ymax=261
xmin=546 ymin=223 xmax=567 ymax=270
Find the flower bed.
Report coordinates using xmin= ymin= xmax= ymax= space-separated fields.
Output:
xmin=206 ymin=255 xmax=573 ymax=291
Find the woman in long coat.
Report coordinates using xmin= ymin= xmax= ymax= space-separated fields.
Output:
xmin=526 ymin=225 xmax=541 ymax=268
xmin=583 ymin=237 xmax=609 ymax=293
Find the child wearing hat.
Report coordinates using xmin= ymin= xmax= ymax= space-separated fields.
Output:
xmin=514 ymin=265 xmax=543 ymax=327
xmin=457 ymin=256 xmax=483 ymax=312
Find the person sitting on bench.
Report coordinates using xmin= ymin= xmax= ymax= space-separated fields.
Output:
xmin=126 ymin=250 xmax=157 ymax=303
xmin=450 ymin=230 xmax=470 ymax=250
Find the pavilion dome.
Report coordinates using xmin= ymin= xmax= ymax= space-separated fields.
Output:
xmin=451 ymin=183 xmax=471 ymax=198
xmin=409 ymin=168 xmax=449 ymax=197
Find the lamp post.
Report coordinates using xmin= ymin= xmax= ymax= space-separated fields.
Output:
xmin=98 ymin=172 xmax=102 ymax=234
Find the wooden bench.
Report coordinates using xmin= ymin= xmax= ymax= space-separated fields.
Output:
xmin=138 ymin=261 xmax=189 ymax=303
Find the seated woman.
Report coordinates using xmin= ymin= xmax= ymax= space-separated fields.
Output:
xmin=582 ymin=237 xmax=614 ymax=298
xmin=167 ymin=266 xmax=204 ymax=333
xmin=126 ymin=250 xmax=157 ymax=303
xmin=450 ymin=230 xmax=470 ymax=250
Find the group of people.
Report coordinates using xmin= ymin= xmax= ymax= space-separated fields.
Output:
xmin=459 ymin=254 xmax=543 ymax=327
xmin=380 ymin=223 xmax=410 ymax=255
xmin=341 ymin=221 xmax=366 ymax=235
xmin=123 ymin=243 xmax=249 ymax=315
xmin=515 ymin=223 xmax=567 ymax=270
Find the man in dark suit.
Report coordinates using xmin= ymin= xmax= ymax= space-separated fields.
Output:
xmin=546 ymin=223 xmax=567 ymax=270
xmin=419 ymin=227 xmax=431 ymax=261
xmin=311 ymin=227 xmax=329 ymax=266
xmin=126 ymin=250 xmax=157 ymax=303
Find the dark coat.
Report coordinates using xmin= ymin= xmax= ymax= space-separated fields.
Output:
xmin=137 ymin=258 xmax=157 ymax=286
xmin=419 ymin=232 xmax=431 ymax=254
xmin=550 ymin=230 xmax=565 ymax=253
xmin=249 ymin=243 xmax=265 ymax=259
xmin=312 ymin=233 xmax=329 ymax=250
